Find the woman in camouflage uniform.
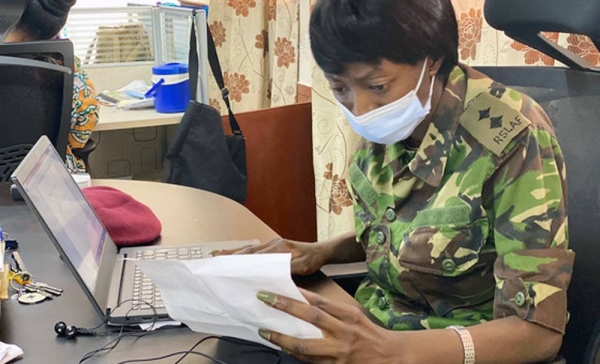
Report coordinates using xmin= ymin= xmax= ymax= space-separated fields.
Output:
xmin=216 ymin=0 xmax=574 ymax=362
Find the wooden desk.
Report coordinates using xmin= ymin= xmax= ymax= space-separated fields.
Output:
xmin=96 ymin=107 xmax=183 ymax=132
xmin=91 ymin=179 xmax=278 ymax=246
xmin=0 ymin=180 xmax=356 ymax=363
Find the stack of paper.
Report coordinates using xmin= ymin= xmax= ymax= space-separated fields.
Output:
xmin=98 ymin=80 xmax=154 ymax=110
xmin=136 ymin=253 xmax=323 ymax=349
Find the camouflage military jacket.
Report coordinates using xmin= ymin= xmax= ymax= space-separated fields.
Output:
xmin=349 ymin=65 xmax=575 ymax=334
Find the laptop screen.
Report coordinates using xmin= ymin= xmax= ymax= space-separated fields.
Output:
xmin=20 ymin=142 xmax=106 ymax=292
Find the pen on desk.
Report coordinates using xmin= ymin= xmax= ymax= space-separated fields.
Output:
xmin=12 ymin=251 xmax=32 ymax=283
xmin=12 ymin=251 xmax=27 ymax=272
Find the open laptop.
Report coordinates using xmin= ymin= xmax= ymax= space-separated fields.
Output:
xmin=11 ymin=136 xmax=257 ymax=325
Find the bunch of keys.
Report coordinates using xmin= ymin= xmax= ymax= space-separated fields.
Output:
xmin=9 ymin=250 xmax=64 ymax=305
xmin=17 ymin=282 xmax=63 ymax=305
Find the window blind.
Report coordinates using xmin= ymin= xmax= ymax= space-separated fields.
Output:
xmin=61 ymin=6 xmax=156 ymax=66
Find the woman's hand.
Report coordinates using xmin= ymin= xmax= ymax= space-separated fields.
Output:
xmin=211 ymin=238 xmax=331 ymax=276
xmin=256 ymin=289 xmax=397 ymax=364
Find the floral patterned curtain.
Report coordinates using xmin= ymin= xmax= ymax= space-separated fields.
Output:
xmin=311 ymin=0 xmax=600 ymax=241
xmin=207 ymin=0 xmax=300 ymax=114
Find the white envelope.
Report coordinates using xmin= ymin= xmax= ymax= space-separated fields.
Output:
xmin=135 ymin=253 xmax=323 ymax=350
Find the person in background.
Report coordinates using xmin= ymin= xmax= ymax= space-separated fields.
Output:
xmin=5 ymin=0 xmax=99 ymax=173
xmin=215 ymin=0 xmax=574 ymax=363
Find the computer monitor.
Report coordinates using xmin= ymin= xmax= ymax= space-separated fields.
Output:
xmin=0 ymin=39 xmax=74 ymax=182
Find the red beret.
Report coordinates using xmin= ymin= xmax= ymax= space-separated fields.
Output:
xmin=82 ymin=186 xmax=162 ymax=247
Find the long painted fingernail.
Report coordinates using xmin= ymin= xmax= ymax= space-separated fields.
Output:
xmin=256 ymin=292 xmax=277 ymax=306
xmin=208 ymin=250 xmax=221 ymax=256
xmin=258 ymin=329 xmax=271 ymax=341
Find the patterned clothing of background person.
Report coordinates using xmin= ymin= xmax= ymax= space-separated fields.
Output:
xmin=66 ymin=56 xmax=98 ymax=173
xmin=4 ymin=0 xmax=99 ymax=173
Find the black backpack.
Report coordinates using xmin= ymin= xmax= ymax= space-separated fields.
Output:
xmin=162 ymin=17 xmax=247 ymax=204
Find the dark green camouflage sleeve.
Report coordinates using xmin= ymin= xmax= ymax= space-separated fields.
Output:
xmin=487 ymin=102 xmax=575 ymax=334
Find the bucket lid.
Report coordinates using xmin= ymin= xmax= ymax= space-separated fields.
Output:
xmin=152 ymin=62 xmax=189 ymax=75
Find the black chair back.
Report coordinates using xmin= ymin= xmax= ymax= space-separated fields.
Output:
xmin=0 ymin=40 xmax=74 ymax=182
xmin=485 ymin=0 xmax=600 ymax=71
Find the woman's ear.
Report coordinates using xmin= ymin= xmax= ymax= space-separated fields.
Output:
xmin=429 ymin=58 xmax=444 ymax=76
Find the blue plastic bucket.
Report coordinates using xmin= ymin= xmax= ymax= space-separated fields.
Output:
xmin=149 ymin=63 xmax=190 ymax=113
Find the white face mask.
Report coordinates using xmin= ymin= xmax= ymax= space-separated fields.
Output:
xmin=336 ymin=60 xmax=436 ymax=145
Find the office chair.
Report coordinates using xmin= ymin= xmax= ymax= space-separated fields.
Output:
xmin=485 ymin=0 xmax=600 ymax=72
xmin=483 ymin=1 xmax=600 ymax=363
xmin=72 ymin=139 xmax=98 ymax=177
xmin=0 ymin=40 xmax=74 ymax=182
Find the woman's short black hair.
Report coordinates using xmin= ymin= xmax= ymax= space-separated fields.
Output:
xmin=15 ymin=0 xmax=76 ymax=40
xmin=310 ymin=0 xmax=459 ymax=80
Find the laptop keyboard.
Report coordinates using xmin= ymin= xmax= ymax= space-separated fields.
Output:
xmin=132 ymin=247 xmax=203 ymax=310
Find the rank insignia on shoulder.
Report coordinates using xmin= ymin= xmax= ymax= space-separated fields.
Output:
xmin=460 ymin=92 xmax=531 ymax=157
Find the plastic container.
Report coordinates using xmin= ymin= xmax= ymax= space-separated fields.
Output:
xmin=148 ymin=63 xmax=191 ymax=113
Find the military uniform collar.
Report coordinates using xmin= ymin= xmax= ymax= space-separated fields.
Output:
xmin=381 ymin=66 xmax=468 ymax=187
